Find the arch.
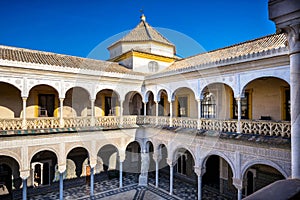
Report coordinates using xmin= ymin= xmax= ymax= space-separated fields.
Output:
xmin=95 ymin=89 xmax=121 ymax=116
xmin=65 ymin=145 xmax=91 ymax=158
xmin=0 ymin=150 xmax=21 ymax=170
xmin=169 ymin=145 xmax=196 ymax=164
xmin=95 ymin=85 xmax=121 ymax=100
xmin=201 ymin=151 xmax=236 ymax=178
xmin=171 ymin=87 xmax=197 ymax=102
xmin=240 ymin=76 xmax=289 ymax=97
xmin=64 ymin=84 xmax=92 ymax=99
xmin=241 ymin=159 xmax=289 ymax=179
xmin=0 ymin=79 xmax=22 ymax=93
xmin=95 ymin=88 xmax=120 ymax=101
xmin=200 ymin=81 xmax=235 ymax=98
xmin=29 ymin=147 xmax=59 ymax=164
xmin=143 ymin=90 xmax=155 ymax=103
xmin=157 ymin=89 xmax=170 ymax=102
xmin=0 ymin=82 xmax=22 ymax=118
xmin=98 ymin=144 xmax=119 ymax=171
xmin=123 ymin=91 xmax=143 ymax=115
xmin=28 ymin=84 xmax=59 ymax=97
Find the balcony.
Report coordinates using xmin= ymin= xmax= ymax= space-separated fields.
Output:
xmin=0 ymin=116 xmax=291 ymax=138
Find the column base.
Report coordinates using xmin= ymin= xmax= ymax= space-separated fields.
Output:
xmin=138 ymin=175 xmax=148 ymax=186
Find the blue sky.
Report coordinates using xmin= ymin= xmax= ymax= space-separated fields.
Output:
xmin=0 ymin=0 xmax=275 ymax=59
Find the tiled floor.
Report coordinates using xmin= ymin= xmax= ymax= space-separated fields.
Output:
xmin=22 ymin=172 xmax=231 ymax=200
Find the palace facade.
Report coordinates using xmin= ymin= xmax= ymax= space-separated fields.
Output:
xmin=1 ymin=1 xmax=299 ymax=199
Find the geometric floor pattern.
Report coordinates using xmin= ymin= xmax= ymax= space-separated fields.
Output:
xmin=19 ymin=172 xmax=230 ymax=200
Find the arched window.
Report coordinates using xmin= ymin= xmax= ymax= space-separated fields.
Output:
xmin=148 ymin=61 xmax=159 ymax=72
xmin=201 ymin=92 xmax=216 ymax=118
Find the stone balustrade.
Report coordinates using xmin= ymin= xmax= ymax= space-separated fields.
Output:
xmin=0 ymin=116 xmax=291 ymax=138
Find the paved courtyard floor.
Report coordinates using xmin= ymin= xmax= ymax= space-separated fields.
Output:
xmin=9 ymin=172 xmax=232 ymax=200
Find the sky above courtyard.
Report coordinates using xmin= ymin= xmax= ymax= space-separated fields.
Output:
xmin=0 ymin=0 xmax=276 ymax=60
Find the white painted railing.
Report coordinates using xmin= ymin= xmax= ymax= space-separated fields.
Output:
xmin=0 ymin=116 xmax=291 ymax=138
xmin=241 ymin=120 xmax=291 ymax=137
xmin=0 ymin=118 xmax=23 ymax=130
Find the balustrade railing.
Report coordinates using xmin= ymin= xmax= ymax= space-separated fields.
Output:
xmin=0 ymin=118 xmax=23 ymax=130
xmin=0 ymin=116 xmax=291 ymax=138
xmin=241 ymin=120 xmax=291 ymax=137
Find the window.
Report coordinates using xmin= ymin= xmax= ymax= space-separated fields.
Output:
xmin=282 ymin=87 xmax=290 ymax=121
xmin=233 ymin=92 xmax=250 ymax=119
xmin=38 ymin=94 xmax=55 ymax=117
xmin=158 ymin=97 xmax=164 ymax=116
xmin=105 ymin=96 xmax=116 ymax=116
xmin=201 ymin=92 xmax=216 ymax=118
xmin=177 ymin=96 xmax=188 ymax=117
xmin=148 ymin=61 xmax=159 ymax=72
xmin=176 ymin=154 xmax=187 ymax=175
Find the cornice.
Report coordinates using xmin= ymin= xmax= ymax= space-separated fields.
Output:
xmin=146 ymin=46 xmax=289 ymax=80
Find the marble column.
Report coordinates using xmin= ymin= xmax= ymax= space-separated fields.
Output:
xmin=58 ymin=165 xmax=66 ymax=200
xmin=90 ymin=98 xmax=95 ymax=126
xmin=236 ymin=97 xmax=241 ymax=133
xmin=152 ymin=153 xmax=161 ymax=188
xmin=233 ymin=178 xmax=243 ymax=200
xmin=167 ymin=159 xmax=174 ymax=195
xmin=119 ymin=161 xmax=123 ymax=188
xmin=22 ymin=97 xmax=27 ymax=129
xmin=197 ymin=99 xmax=202 ymax=130
xmin=139 ymin=151 xmax=149 ymax=186
xmin=119 ymin=100 xmax=123 ymax=127
xmin=269 ymin=0 xmax=300 ymax=179
xmin=194 ymin=166 xmax=202 ymax=200
xmin=169 ymin=101 xmax=173 ymax=127
xmin=20 ymin=170 xmax=30 ymax=200
xmin=59 ymin=98 xmax=64 ymax=128
xmin=155 ymin=101 xmax=159 ymax=125
xmin=90 ymin=167 xmax=94 ymax=197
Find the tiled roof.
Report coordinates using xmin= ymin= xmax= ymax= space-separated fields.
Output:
xmin=110 ymin=18 xmax=174 ymax=47
xmin=0 ymin=45 xmax=144 ymax=75
xmin=163 ymin=33 xmax=287 ymax=72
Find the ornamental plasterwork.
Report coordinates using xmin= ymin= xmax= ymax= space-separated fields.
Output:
xmin=0 ymin=76 xmax=23 ymax=91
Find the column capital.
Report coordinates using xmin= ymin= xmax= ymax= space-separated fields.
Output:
xmin=22 ymin=97 xmax=27 ymax=101
xmin=284 ymin=24 xmax=300 ymax=55
xmin=232 ymin=178 xmax=243 ymax=190
xmin=19 ymin=170 xmax=30 ymax=180
xmin=152 ymin=152 xmax=162 ymax=162
xmin=166 ymin=158 xmax=174 ymax=167
xmin=119 ymin=153 xmax=126 ymax=163
xmin=58 ymin=164 xmax=66 ymax=173
xmin=89 ymin=158 xmax=97 ymax=169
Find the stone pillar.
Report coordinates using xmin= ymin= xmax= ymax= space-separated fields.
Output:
xmin=143 ymin=101 xmax=147 ymax=124
xmin=167 ymin=159 xmax=174 ymax=195
xmin=233 ymin=178 xmax=243 ymax=200
xmin=58 ymin=165 xmax=66 ymax=200
xmin=236 ymin=97 xmax=241 ymax=133
xmin=155 ymin=101 xmax=159 ymax=125
xmin=119 ymin=100 xmax=124 ymax=127
xmin=59 ymin=98 xmax=64 ymax=128
xmin=22 ymin=97 xmax=27 ymax=129
xmin=269 ymin=0 xmax=300 ymax=179
xmin=194 ymin=166 xmax=202 ymax=200
xmin=119 ymin=154 xmax=125 ymax=188
xmin=119 ymin=161 xmax=123 ymax=188
xmin=90 ymin=98 xmax=95 ymax=126
xmin=153 ymin=153 xmax=161 ymax=188
xmin=90 ymin=167 xmax=94 ymax=197
xmin=197 ymin=99 xmax=202 ymax=130
xmin=20 ymin=170 xmax=30 ymax=200
xmin=139 ymin=150 xmax=150 ymax=186
xmin=169 ymin=101 xmax=173 ymax=127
